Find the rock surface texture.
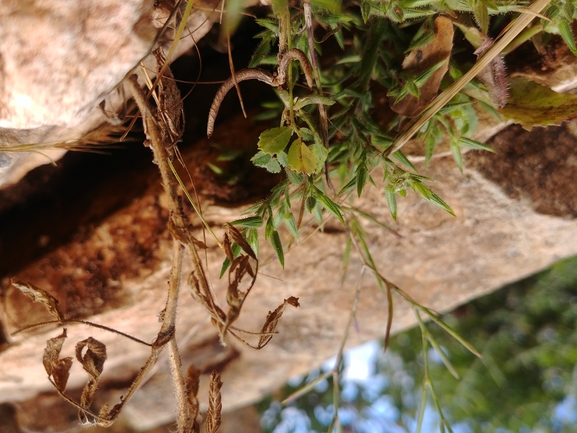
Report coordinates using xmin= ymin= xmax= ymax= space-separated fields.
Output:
xmin=0 ymin=0 xmax=218 ymax=186
xmin=1 ymin=2 xmax=577 ymax=432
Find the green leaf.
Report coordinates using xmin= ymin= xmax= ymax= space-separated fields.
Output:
xmin=458 ymin=137 xmax=494 ymax=152
xmin=249 ymin=34 xmax=273 ymax=68
xmin=230 ymin=216 xmax=264 ymax=229
xmin=251 ymin=151 xmax=271 ymax=167
xmin=310 ymin=0 xmax=341 ymax=13
xmin=266 ymin=158 xmax=282 ymax=174
xmin=356 ymin=164 xmax=368 ymax=197
xmin=276 ymin=151 xmax=289 ymax=168
xmin=284 ymin=212 xmax=299 ymax=240
xmin=472 ymin=0 xmax=489 ymax=35
xmin=315 ymin=188 xmax=345 ymax=224
xmin=270 ymin=229 xmax=284 ymax=268
xmin=392 ymin=150 xmax=417 ymax=172
xmin=305 ymin=196 xmax=317 ymax=213
xmin=219 ymin=243 xmax=242 ymax=278
xmin=501 ymin=77 xmax=577 ymax=128
xmin=245 ymin=228 xmax=259 ymax=258
xmin=411 ymin=182 xmax=456 ymax=216
xmin=287 ymin=139 xmax=319 ymax=175
xmin=450 ymin=138 xmax=464 ymax=173
xmin=385 ymin=186 xmax=397 ymax=220
xmin=258 ymin=127 xmax=294 ymax=154
xmin=293 ymin=95 xmax=336 ymax=111
xmin=558 ymin=19 xmax=577 ymax=56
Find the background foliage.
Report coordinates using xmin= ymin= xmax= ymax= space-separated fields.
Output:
xmin=257 ymin=255 xmax=577 ymax=432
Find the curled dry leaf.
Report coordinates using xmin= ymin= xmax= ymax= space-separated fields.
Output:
xmin=258 ymin=297 xmax=300 ymax=349
xmin=205 ymin=371 xmax=223 ymax=433
xmin=390 ymin=16 xmax=454 ymax=117
xmin=75 ymin=337 xmax=107 ymax=424
xmin=186 ymin=363 xmax=202 ymax=432
xmin=43 ymin=329 xmax=73 ymax=392
xmin=12 ymin=279 xmax=65 ymax=323
xmin=226 ymin=223 xmax=256 ymax=260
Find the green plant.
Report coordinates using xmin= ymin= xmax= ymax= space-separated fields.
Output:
xmin=7 ymin=0 xmax=577 ymax=432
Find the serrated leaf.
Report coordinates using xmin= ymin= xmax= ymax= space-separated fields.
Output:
xmin=230 ymin=216 xmax=264 ymax=229
xmin=287 ymin=139 xmax=318 ymax=175
xmin=266 ymin=158 xmax=282 ymax=173
xmin=251 ymin=151 xmax=271 ymax=167
xmin=257 ymin=127 xmax=293 ymax=154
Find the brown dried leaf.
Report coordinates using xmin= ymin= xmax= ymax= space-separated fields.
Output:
xmin=205 ymin=371 xmax=223 ymax=433
xmin=186 ymin=364 xmax=201 ymax=401
xmin=223 ymin=233 xmax=234 ymax=262
xmin=390 ymin=16 xmax=454 ymax=117
xmin=43 ymin=329 xmax=73 ymax=392
xmin=186 ymin=363 xmax=202 ymax=432
xmin=258 ymin=297 xmax=300 ymax=349
xmin=76 ymin=337 xmax=107 ymax=422
xmin=12 ymin=279 xmax=65 ymax=323
xmin=226 ymin=223 xmax=256 ymax=260
xmin=76 ymin=337 xmax=107 ymax=378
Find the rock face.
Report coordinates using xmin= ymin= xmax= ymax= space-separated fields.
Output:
xmin=0 ymin=0 xmax=218 ymax=186
xmin=1 ymin=112 xmax=577 ymax=431
xmin=1 ymin=3 xmax=577 ymax=432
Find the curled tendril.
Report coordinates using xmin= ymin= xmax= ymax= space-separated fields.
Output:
xmin=207 ymin=49 xmax=314 ymax=138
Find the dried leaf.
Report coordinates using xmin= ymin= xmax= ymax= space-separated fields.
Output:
xmin=226 ymin=223 xmax=256 ymax=260
xmin=43 ymin=329 xmax=73 ymax=392
xmin=186 ymin=364 xmax=201 ymax=401
xmin=258 ymin=297 xmax=300 ymax=349
xmin=12 ymin=279 xmax=65 ymax=323
xmin=390 ymin=16 xmax=454 ymax=117
xmin=205 ymin=371 xmax=223 ymax=433
xmin=76 ymin=337 xmax=107 ymax=423
xmin=76 ymin=337 xmax=107 ymax=378
xmin=501 ymin=77 xmax=577 ymax=128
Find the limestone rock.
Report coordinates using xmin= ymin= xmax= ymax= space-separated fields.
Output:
xmin=1 ymin=112 xmax=577 ymax=431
